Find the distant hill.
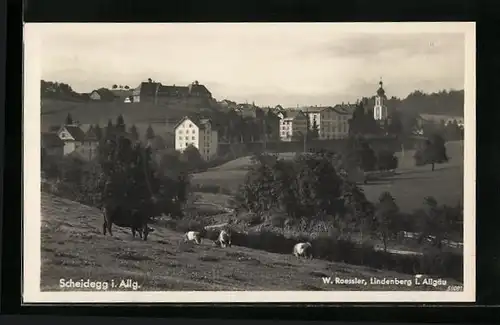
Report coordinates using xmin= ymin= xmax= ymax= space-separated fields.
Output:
xmin=361 ymin=89 xmax=464 ymax=117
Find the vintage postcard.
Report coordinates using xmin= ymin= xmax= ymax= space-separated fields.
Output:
xmin=23 ymin=22 xmax=475 ymax=303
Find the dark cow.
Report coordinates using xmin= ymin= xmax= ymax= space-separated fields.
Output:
xmin=102 ymin=206 xmax=151 ymax=241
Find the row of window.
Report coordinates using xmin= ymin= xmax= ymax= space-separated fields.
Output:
xmin=178 ymin=129 xmax=196 ymax=134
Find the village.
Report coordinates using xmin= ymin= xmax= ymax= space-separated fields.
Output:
xmin=41 ymin=78 xmax=464 ymax=164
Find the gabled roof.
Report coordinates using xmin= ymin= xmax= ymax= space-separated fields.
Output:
xmin=173 ymin=115 xmax=212 ymax=130
xmin=90 ymin=88 xmax=117 ymax=101
xmin=110 ymin=89 xmax=133 ymax=98
xmin=41 ymin=132 xmax=64 ymax=148
xmin=59 ymin=125 xmax=86 ymax=142
xmin=302 ymin=107 xmax=325 ymax=113
xmin=321 ymin=105 xmax=351 ymax=115
xmin=280 ymin=110 xmax=307 ymax=119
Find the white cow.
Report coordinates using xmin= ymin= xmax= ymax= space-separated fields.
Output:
xmin=183 ymin=231 xmax=202 ymax=245
xmin=293 ymin=242 xmax=312 ymax=259
xmin=218 ymin=229 xmax=232 ymax=248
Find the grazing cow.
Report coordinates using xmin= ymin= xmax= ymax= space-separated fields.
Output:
xmin=102 ymin=206 xmax=150 ymax=241
xmin=293 ymin=242 xmax=312 ymax=259
xmin=183 ymin=231 xmax=202 ymax=244
xmin=218 ymin=229 xmax=232 ymax=248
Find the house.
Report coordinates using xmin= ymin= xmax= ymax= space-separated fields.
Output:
xmin=277 ymin=110 xmax=308 ymax=141
xmin=174 ymin=116 xmax=218 ymax=161
xmin=88 ymin=88 xmax=118 ymax=102
xmin=319 ymin=106 xmax=351 ymax=139
xmin=41 ymin=132 xmax=64 ymax=159
xmin=57 ymin=125 xmax=99 ymax=160
xmin=302 ymin=106 xmax=325 ymax=132
xmin=132 ymin=80 xmax=212 ymax=104
xmin=110 ymin=89 xmax=134 ymax=103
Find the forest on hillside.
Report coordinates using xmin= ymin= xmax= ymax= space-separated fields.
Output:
xmin=362 ymin=89 xmax=464 ymax=117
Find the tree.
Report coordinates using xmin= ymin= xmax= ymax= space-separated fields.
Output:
xmin=309 ymin=118 xmax=320 ymax=140
xmin=124 ymin=85 xmax=130 ymax=90
xmin=180 ymin=145 xmax=206 ymax=171
xmin=414 ymin=134 xmax=449 ymax=171
xmin=374 ymin=192 xmax=399 ymax=252
xmin=65 ymin=113 xmax=73 ymax=125
xmin=112 ymin=84 xmax=118 ymax=89
xmin=94 ymin=124 xmax=102 ymax=141
xmin=115 ymin=114 xmax=126 ymax=133
xmin=145 ymin=124 xmax=155 ymax=141
xmin=147 ymin=78 xmax=153 ymax=83
xmin=105 ymin=119 xmax=115 ymax=139
xmin=377 ymin=149 xmax=398 ymax=171
xmin=129 ymin=124 xmax=139 ymax=142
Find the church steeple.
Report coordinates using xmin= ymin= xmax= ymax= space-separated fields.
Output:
xmin=374 ymin=78 xmax=388 ymax=121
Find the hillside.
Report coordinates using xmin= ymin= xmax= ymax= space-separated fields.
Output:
xmin=192 ymin=141 xmax=464 ymax=213
xmin=40 ymin=192 xmax=461 ymax=291
xmin=40 ymin=99 xmax=218 ymax=132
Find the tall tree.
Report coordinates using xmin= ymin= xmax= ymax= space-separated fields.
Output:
xmin=309 ymin=118 xmax=320 ymax=140
xmin=374 ymin=191 xmax=399 ymax=252
xmin=129 ymin=124 xmax=139 ymax=142
xmin=145 ymin=124 xmax=155 ymax=141
xmin=65 ymin=113 xmax=73 ymax=125
xmin=115 ymin=114 xmax=126 ymax=133
xmin=414 ymin=134 xmax=449 ymax=171
xmin=112 ymin=84 xmax=118 ymax=89
xmin=94 ymin=124 xmax=102 ymax=141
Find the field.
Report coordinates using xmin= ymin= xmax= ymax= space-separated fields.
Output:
xmin=192 ymin=141 xmax=464 ymax=213
xmin=40 ymin=192 xmax=461 ymax=291
xmin=40 ymin=99 xmax=215 ymax=132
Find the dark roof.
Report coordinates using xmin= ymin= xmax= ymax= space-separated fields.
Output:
xmin=282 ymin=110 xmax=307 ymax=119
xmin=61 ymin=125 xmax=86 ymax=141
xmin=84 ymin=126 xmax=99 ymax=141
xmin=41 ymin=132 xmax=64 ymax=148
xmin=134 ymin=81 xmax=212 ymax=98
xmin=91 ymin=88 xmax=117 ymax=101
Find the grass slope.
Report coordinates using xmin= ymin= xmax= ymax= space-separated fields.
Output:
xmin=40 ymin=192 xmax=460 ymax=291
xmin=192 ymin=141 xmax=464 ymax=213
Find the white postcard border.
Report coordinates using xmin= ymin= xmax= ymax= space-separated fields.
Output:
xmin=23 ymin=22 xmax=476 ymax=304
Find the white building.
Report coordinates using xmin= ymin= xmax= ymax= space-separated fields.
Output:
xmin=174 ymin=116 xmax=218 ymax=161
xmin=319 ymin=106 xmax=351 ymax=139
xmin=57 ymin=124 xmax=99 ymax=160
xmin=374 ymin=80 xmax=388 ymax=121
xmin=277 ymin=110 xmax=308 ymax=141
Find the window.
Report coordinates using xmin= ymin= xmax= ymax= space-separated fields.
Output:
xmin=179 ymin=130 xmax=183 ymax=134
xmin=192 ymin=136 xmax=195 ymax=140
xmin=189 ymin=124 xmax=192 ymax=128
xmin=178 ymin=136 xmax=182 ymax=140
xmin=185 ymin=136 xmax=188 ymax=140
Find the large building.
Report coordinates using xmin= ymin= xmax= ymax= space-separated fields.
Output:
xmin=132 ymin=80 xmax=213 ymax=106
xmin=373 ymin=80 xmax=389 ymax=121
xmin=277 ymin=110 xmax=308 ymax=141
xmin=174 ymin=116 xmax=218 ymax=161
xmin=319 ymin=106 xmax=351 ymax=139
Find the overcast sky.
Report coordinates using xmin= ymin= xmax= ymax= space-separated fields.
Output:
xmin=35 ymin=23 xmax=467 ymax=107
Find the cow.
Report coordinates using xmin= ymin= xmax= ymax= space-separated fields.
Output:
xmin=293 ymin=242 xmax=312 ymax=259
xmin=218 ymin=229 xmax=232 ymax=248
xmin=183 ymin=231 xmax=202 ymax=245
xmin=102 ymin=206 xmax=150 ymax=241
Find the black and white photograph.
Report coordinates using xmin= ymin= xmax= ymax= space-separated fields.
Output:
xmin=23 ymin=22 xmax=475 ymax=303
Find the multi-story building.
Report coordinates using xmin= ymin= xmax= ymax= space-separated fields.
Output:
xmin=277 ymin=110 xmax=308 ymax=141
xmin=319 ymin=106 xmax=351 ymax=139
xmin=132 ymin=80 xmax=214 ymax=106
xmin=174 ymin=116 xmax=218 ymax=161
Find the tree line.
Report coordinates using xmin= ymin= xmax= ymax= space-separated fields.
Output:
xmin=233 ymin=138 xmax=460 ymax=252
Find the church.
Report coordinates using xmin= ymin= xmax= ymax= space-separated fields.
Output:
xmin=373 ymin=79 xmax=389 ymax=122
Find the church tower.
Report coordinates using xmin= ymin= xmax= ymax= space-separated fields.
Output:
xmin=374 ymin=79 xmax=388 ymax=121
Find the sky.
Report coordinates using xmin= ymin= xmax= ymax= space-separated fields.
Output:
xmin=34 ymin=23 xmax=467 ymax=107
